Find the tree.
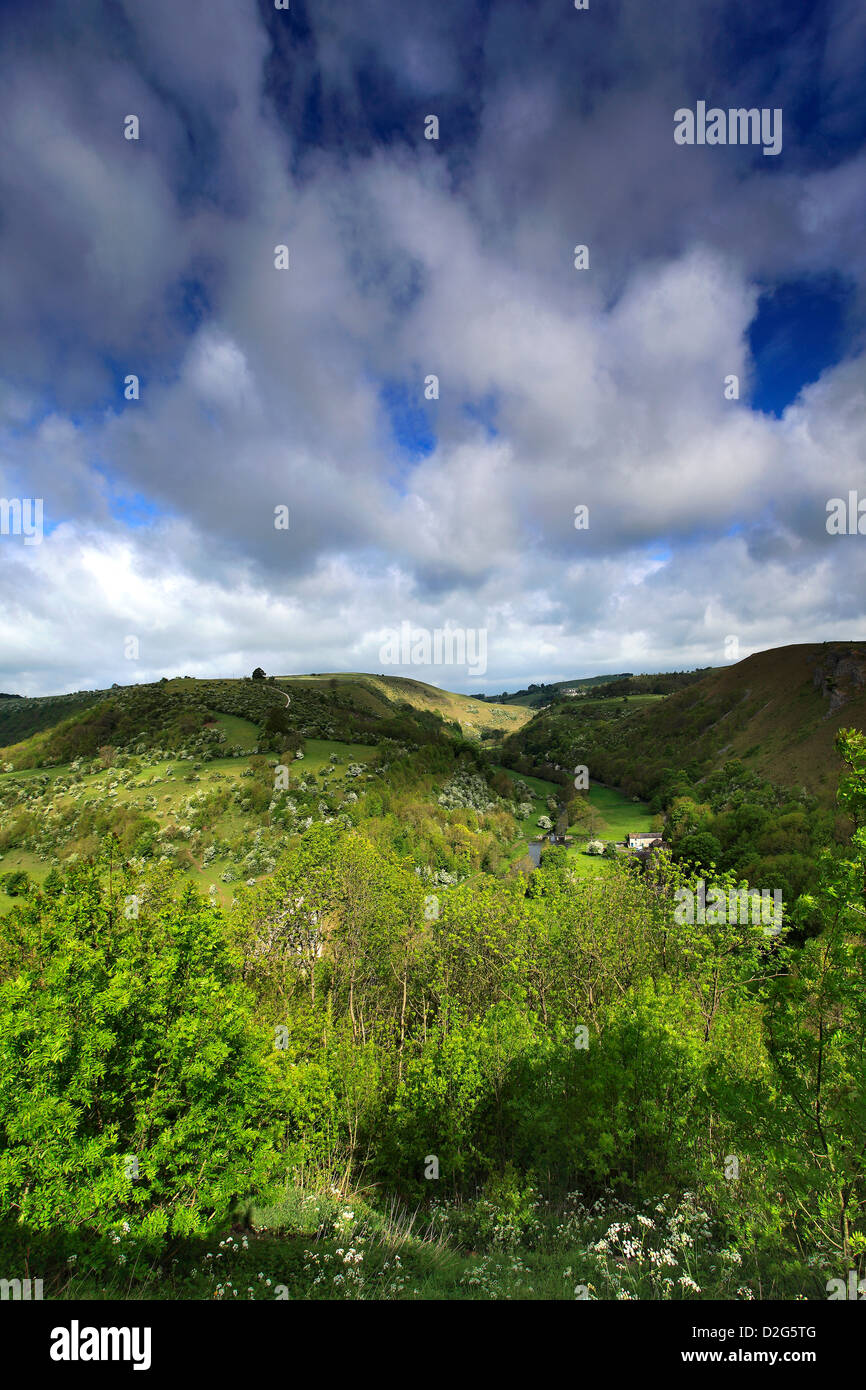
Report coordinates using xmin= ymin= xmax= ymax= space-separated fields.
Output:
xmin=252 ymin=667 xmax=266 ymax=680
xmin=675 ymin=831 xmax=723 ymax=869
xmin=263 ymin=705 xmax=290 ymax=737
xmin=760 ymin=729 xmax=866 ymax=1273
xmin=1 ymin=870 xmax=31 ymax=897
xmin=41 ymin=867 xmax=64 ymax=898
xmin=0 ymin=852 xmax=273 ymax=1237
xmin=491 ymin=771 xmax=514 ymax=800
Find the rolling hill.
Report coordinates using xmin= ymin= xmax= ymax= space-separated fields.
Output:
xmin=0 ymin=669 xmax=539 ymax=913
xmin=271 ymin=672 xmax=532 ymax=736
xmin=503 ymin=641 xmax=866 ymax=804
xmin=0 ymin=672 xmax=531 ymax=769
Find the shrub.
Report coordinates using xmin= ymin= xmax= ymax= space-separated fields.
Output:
xmin=1 ymin=869 xmax=31 ymax=897
xmin=0 ymin=856 xmax=274 ymax=1237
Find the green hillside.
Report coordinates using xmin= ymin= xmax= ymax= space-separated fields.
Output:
xmin=0 ymin=673 xmax=529 ymax=771
xmin=0 ymin=689 xmax=107 ymax=746
xmin=273 ymin=672 xmax=531 ymax=736
xmin=4 ymin=649 xmax=866 ymax=1306
xmin=0 ymin=671 xmax=538 ymax=913
xmin=503 ymin=642 xmax=866 ymax=804
xmin=476 ymin=669 xmax=713 ymax=709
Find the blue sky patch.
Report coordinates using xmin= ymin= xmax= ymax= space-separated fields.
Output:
xmin=379 ymin=379 xmax=437 ymax=465
xmin=747 ymin=273 xmax=854 ymax=416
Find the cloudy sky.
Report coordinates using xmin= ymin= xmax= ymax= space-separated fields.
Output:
xmin=1 ymin=0 xmax=864 ymax=696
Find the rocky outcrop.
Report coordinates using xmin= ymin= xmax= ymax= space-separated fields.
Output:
xmin=811 ymin=646 xmax=866 ymax=716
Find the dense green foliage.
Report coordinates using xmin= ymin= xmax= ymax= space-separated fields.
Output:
xmin=503 ymin=692 xmax=848 ymax=921
xmin=0 ymin=690 xmax=106 ymax=748
xmin=3 ymin=676 xmax=467 ymax=774
xmin=1 ymin=730 xmax=865 ymax=1299
xmin=0 ymin=848 xmax=272 ymax=1238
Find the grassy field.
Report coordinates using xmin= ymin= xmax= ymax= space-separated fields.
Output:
xmin=562 ymin=783 xmax=655 ymax=873
xmin=583 ymin=783 xmax=655 ymax=840
xmin=493 ymin=766 xmax=656 ymax=877
xmin=212 ymin=713 xmax=259 ymax=750
xmin=564 ymin=847 xmax=615 ymax=878
xmin=296 ymin=738 xmax=377 ymax=773
xmin=0 ymin=848 xmax=49 ymax=913
xmin=0 ymin=734 xmax=383 ymax=910
xmin=571 ymin=693 xmax=666 ymax=711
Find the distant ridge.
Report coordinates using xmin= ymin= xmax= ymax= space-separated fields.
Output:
xmin=0 ymin=671 xmax=534 ymax=757
xmin=475 ymin=673 xmax=634 ymax=707
xmin=504 ymin=641 xmax=866 ymax=803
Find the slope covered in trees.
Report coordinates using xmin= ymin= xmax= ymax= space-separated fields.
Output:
xmin=499 ymin=643 xmax=866 ymax=911
xmin=1 ymin=730 xmax=865 ymax=1299
xmin=503 ymin=642 xmax=866 ymax=803
xmin=1 ymin=651 xmax=865 ymax=1302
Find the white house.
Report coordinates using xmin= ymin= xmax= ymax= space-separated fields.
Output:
xmin=626 ymin=831 xmax=664 ymax=850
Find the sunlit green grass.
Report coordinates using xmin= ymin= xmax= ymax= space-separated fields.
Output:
xmin=584 ymin=782 xmax=654 ymax=841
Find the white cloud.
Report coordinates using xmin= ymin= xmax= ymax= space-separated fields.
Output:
xmin=0 ymin=0 xmax=864 ymax=694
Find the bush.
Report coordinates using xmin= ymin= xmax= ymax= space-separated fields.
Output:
xmin=1 ymin=869 xmax=31 ymax=897
xmin=0 ymin=857 xmax=274 ymax=1237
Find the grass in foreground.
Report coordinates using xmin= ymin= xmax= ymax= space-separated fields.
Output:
xmin=5 ymin=1183 xmax=831 ymax=1302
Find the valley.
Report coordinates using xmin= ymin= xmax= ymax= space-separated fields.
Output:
xmin=2 ymin=642 xmax=866 ymax=1304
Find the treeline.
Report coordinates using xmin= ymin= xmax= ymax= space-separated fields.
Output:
xmin=471 ymin=674 xmax=632 ymax=703
xmin=593 ymin=669 xmax=713 ymax=697
xmin=648 ymin=759 xmax=841 ymax=908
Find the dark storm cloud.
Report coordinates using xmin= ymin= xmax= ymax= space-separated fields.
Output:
xmin=0 ymin=0 xmax=864 ymax=692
